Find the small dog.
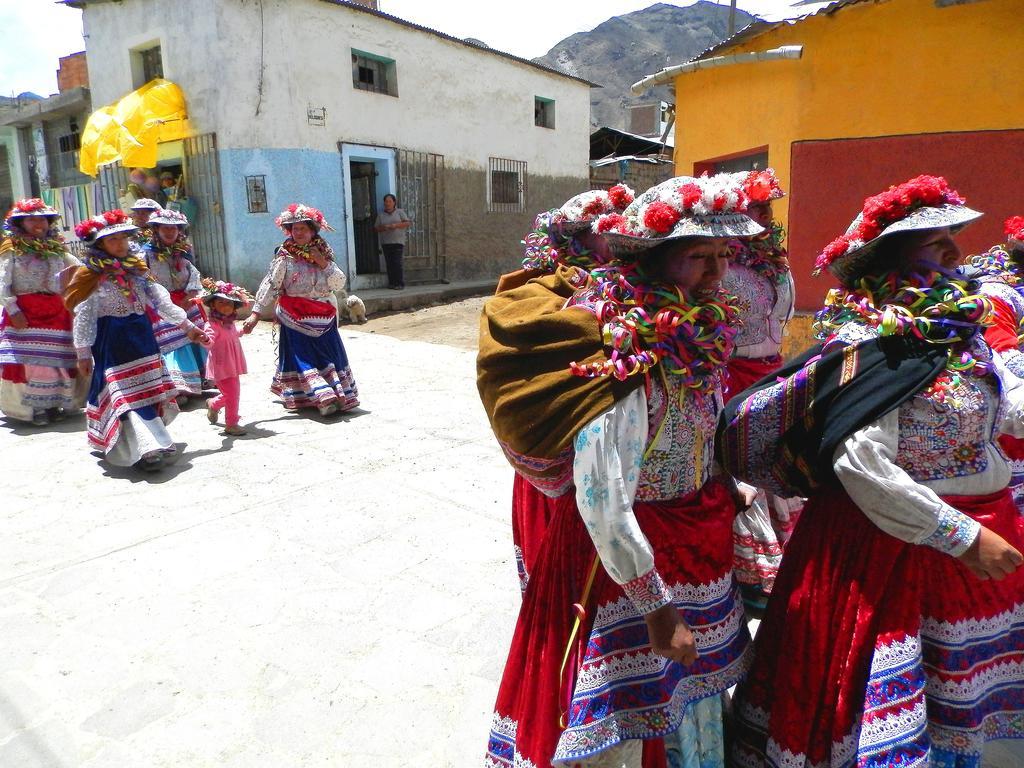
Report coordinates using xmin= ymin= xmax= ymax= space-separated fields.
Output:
xmin=333 ymin=287 xmax=368 ymax=324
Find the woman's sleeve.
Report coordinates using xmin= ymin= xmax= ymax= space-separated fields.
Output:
xmin=833 ymin=410 xmax=980 ymax=557
xmin=0 ymin=253 xmax=17 ymax=314
xmin=145 ymin=280 xmax=190 ymax=327
xmin=185 ymin=261 xmax=202 ymax=293
xmin=573 ymin=387 xmax=671 ymax=615
xmin=251 ymin=256 xmax=286 ymax=317
xmin=323 ymin=261 xmax=346 ymax=292
xmin=72 ymin=293 xmax=98 ymax=358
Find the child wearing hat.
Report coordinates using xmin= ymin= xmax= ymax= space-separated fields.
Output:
xmin=200 ymin=278 xmax=252 ymax=436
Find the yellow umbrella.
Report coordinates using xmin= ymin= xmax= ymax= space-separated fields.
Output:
xmin=79 ymin=79 xmax=189 ymax=176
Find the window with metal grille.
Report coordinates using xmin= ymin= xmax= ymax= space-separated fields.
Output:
xmin=534 ymin=97 xmax=555 ymax=129
xmin=141 ymin=45 xmax=163 ymax=82
xmin=488 ymin=158 xmax=526 ymax=213
xmin=45 ymin=116 xmax=88 ymax=188
xmin=351 ymin=50 xmax=397 ymax=96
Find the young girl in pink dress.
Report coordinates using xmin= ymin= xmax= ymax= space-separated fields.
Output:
xmin=200 ymin=279 xmax=252 ymax=436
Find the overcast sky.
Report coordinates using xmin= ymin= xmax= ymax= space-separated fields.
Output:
xmin=0 ymin=0 xmax=798 ymax=97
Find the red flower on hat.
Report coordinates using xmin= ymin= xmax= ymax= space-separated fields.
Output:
xmin=742 ymin=170 xmax=783 ymax=203
xmin=101 ymin=209 xmax=130 ymax=225
xmin=678 ymin=183 xmax=702 ymax=210
xmin=1004 ymin=216 xmax=1024 ymax=242
xmin=595 ymin=213 xmax=626 ymax=233
xmin=74 ymin=217 xmax=104 ymax=239
xmin=14 ymin=198 xmax=46 ymax=213
xmin=643 ymin=201 xmax=681 ymax=234
xmin=607 ymin=184 xmax=634 ymax=211
xmin=582 ymin=198 xmax=608 ymax=218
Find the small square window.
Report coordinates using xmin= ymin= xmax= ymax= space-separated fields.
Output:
xmin=246 ymin=175 xmax=268 ymax=214
xmin=488 ymin=158 xmax=527 ymax=213
xmin=535 ymin=97 xmax=555 ymax=129
xmin=351 ymin=49 xmax=398 ymax=97
xmin=130 ymin=42 xmax=164 ymax=89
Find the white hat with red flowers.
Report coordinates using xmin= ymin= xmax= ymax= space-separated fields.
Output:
xmin=199 ymin=277 xmax=252 ymax=307
xmin=6 ymin=198 xmax=60 ymax=222
xmin=275 ymin=203 xmax=333 ymax=233
xmin=148 ymin=208 xmax=189 ymax=227
xmin=593 ymin=174 xmax=763 ymax=255
xmin=130 ymin=198 xmax=162 ymax=211
xmin=1004 ymin=216 xmax=1024 ymax=252
xmin=814 ymin=175 xmax=982 ymax=283
xmin=550 ymin=184 xmax=634 ymax=234
xmin=740 ymin=168 xmax=785 ymax=202
xmin=74 ymin=210 xmax=138 ymax=243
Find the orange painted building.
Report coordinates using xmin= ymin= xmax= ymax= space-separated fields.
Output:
xmin=665 ymin=0 xmax=1024 ymax=311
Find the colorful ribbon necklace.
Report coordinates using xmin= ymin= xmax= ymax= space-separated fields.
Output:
xmin=968 ymin=244 xmax=1023 ymax=287
xmin=568 ymin=262 xmax=740 ymax=393
xmin=731 ymin=222 xmax=789 ymax=284
xmin=281 ymin=236 xmax=335 ymax=264
xmin=521 ymin=210 xmax=599 ymax=272
xmin=814 ymin=271 xmax=993 ymax=379
xmin=148 ymin=239 xmax=193 ymax=266
xmin=84 ymin=249 xmax=151 ymax=300
xmin=8 ymin=233 xmax=67 ymax=260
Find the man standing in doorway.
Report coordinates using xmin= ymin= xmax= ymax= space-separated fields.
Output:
xmin=374 ymin=194 xmax=412 ymax=289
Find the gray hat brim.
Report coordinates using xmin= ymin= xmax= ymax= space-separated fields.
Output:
xmin=605 ymin=213 xmax=764 ymax=256
xmin=827 ymin=204 xmax=983 ymax=283
xmin=94 ymin=222 xmax=139 ymax=241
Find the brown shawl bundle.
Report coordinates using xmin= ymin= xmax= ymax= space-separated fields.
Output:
xmin=477 ymin=266 xmax=644 ymax=495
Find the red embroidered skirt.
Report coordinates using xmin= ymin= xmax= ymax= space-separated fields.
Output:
xmin=732 ymin=487 xmax=1024 ymax=767
xmin=487 ymin=479 xmax=751 ymax=767
xmin=723 ymin=354 xmax=783 ymax=402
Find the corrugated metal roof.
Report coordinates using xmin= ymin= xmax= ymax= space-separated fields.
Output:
xmin=687 ymin=0 xmax=876 ymax=63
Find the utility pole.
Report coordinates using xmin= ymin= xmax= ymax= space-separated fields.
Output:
xmin=728 ymin=0 xmax=737 ymax=35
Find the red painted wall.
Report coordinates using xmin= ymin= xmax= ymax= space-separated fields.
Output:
xmin=787 ymin=130 xmax=1024 ymax=311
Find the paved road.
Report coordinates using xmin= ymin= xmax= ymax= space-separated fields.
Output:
xmin=1 ymin=318 xmax=518 ymax=767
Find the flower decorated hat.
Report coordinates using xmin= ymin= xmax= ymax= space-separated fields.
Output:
xmin=6 ymin=198 xmax=60 ymax=223
xmin=815 ymin=175 xmax=982 ymax=283
xmin=1004 ymin=216 xmax=1024 ymax=252
xmin=275 ymin=203 xmax=333 ymax=233
xmin=522 ymin=184 xmax=633 ymax=271
xmin=200 ymin=277 xmax=253 ymax=307
xmin=74 ymin=210 xmax=138 ymax=243
xmin=130 ymin=198 xmax=162 ymax=211
xmin=741 ymin=168 xmax=785 ymax=202
xmin=148 ymin=208 xmax=189 ymax=227
xmin=594 ymin=174 xmax=763 ymax=255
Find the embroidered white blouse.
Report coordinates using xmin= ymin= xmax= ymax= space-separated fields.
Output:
xmin=833 ymin=349 xmax=1024 ymax=557
xmin=722 ymin=263 xmax=794 ymax=359
xmin=0 ymin=250 xmax=81 ymax=313
xmin=72 ymin=277 xmax=195 ymax=361
xmin=145 ymin=252 xmax=201 ymax=294
xmin=252 ymin=254 xmax=347 ymax=317
xmin=573 ymin=372 xmax=723 ymax=615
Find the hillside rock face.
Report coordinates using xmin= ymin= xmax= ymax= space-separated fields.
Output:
xmin=534 ymin=2 xmax=753 ymax=130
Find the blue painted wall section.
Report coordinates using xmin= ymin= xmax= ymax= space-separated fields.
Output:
xmin=218 ymin=148 xmax=347 ymax=289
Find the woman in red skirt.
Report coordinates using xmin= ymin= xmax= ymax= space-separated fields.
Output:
xmin=720 ymin=169 xmax=800 ymax=613
xmin=0 ymin=199 xmax=85 ymax=425
xmin=721 ymin=175 xmax=1024 ymax=767
xmin=505 ymin=185 xmax=634 ymax=593
xmin=965 ymin=216 xmax=1024 ymax=519
xmin=479 ymin=174 xmax=764 ymax=767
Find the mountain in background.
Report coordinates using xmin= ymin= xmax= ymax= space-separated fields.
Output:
xmin=534 ymin=1 xmax=755 ymax=130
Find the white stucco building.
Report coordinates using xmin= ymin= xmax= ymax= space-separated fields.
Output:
xmin=66 ymin=0 xmax=593 ymax=289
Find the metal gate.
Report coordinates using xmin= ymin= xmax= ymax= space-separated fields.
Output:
xmin=183 ymin=133 xmax=229 ymax=278
xmin=397 ymin=149 xmax=445 ymax=283
xmin=97 ymin=161 xmax=128 ymax=211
